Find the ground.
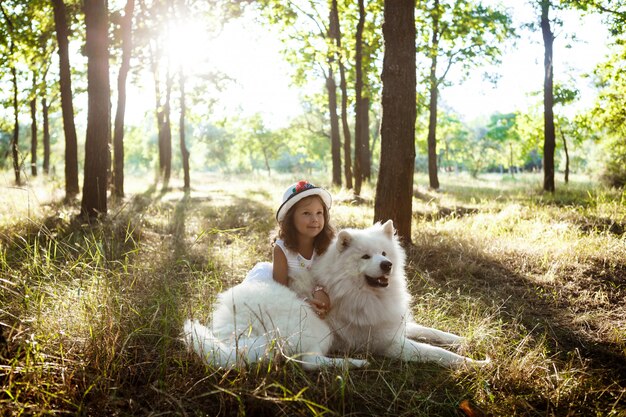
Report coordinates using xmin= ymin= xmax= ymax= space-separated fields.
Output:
xmin=1 ymin=172 xmax=624 ymax=416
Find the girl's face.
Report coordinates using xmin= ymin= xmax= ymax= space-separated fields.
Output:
xmin=292 ymin=196 xmax=325 ymax=240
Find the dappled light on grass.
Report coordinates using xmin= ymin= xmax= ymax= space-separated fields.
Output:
xmin=1 ymin=173 xmax=625 ymax=415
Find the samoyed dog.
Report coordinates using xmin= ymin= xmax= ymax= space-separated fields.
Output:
xmin=183 ymin=273 xmax=366 ymax=370
xmin=315 ymin=220 xmax=487 ymax=368
xmin=184 ymin=220 xmax=486 ymax=370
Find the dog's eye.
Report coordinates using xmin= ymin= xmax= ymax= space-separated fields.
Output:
xmin=361 ymin=254 xmax=371 ymax=259
xmin=382 ymin=251 xmax=387 ymax=256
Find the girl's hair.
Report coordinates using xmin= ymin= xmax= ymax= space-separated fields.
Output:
xmin=278 ymin=195 xmax=335 ymax=255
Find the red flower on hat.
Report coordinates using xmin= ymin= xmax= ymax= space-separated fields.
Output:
xmin=294 ymin=180 xmax=313 ymax=194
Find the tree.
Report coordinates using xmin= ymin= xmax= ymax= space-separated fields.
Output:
xmin=353 ymin=0 xmax=365 ymax=195
xmin=256 ymin=1 xmax=344 ymax=185
xmin=417 ymin=0 xmax=514 ymax=190
xmin=374 ymin=0 xmax=416 ymax=244
xmin=589 ymin=39 xmax=626 ymax=187
xmin=326 ymin=15 xmax=343 ymax=187
xmin=552 ymin=84 xmax=580 ymax=183
xmin=0 ymin=4 xmax=24 ymax=185
xmin=52 ymin=0 xmax=80 ymax=198
xmin=330 ymin=0 xmax=353 ymax=189
xmin=29 ymin=71 xmax=37 ymax=176
xmin=540 ymin=0 xmax=556 ymax=193
xmin=81 ymin=0 xmax=111 ymax=218
xmin=484 ymin=112 xmax=522 ymax=175
xmin=563 ymin=0 xmax=626 ymax=187
xmin=179 ymin=65 xmax=190 ymax=190
xmin=112 ymin=0 xmax=135 ymax=198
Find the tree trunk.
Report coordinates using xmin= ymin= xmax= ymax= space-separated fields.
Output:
xmin=559 ymin=126 xmax=569 ymax=184
xmin=330 ymin=0 xmax=352 ymax=190
xmin=541 ymin=0 xmax=556 ymax=193
xmin=374 ymin=0 xmax=416 ymax=244
xmin=150 ymin=41 xmax=172 ymax=190
xmin=354 ymin=0 xmax=365 ymax=196
xmin=30 ymin=72 xmax=38 ymax=177
xmin=339 ymin=62 xmax=353 ymax=189
xmin=361 ymin=96 xmax=372 ymax=180
xmin=427 ymin=0 xmax=441 ymax=190
xmin=112 ymin=0 xmax=134 ymax=199
xmin=11 ymin=60 xmax=20 ymax=186
xmin=509 ymin=143 xmax=514 ymax=176
xmin=161 ymin=66 xmax=173 ymax=190
xmin=179 ymin=66 xmax=190 ymax=190
xmin=326 ymin=68 xmax=342 ymax=187
xmin=52 ymin=0 xmax=80 ymax=198
xmin=81 ymin=0 xmax=111 ymax=218
xmin=42 ymin=96 xmax=50 ymax=175
xmin=41 ymin=64 xmax=51 ymax=175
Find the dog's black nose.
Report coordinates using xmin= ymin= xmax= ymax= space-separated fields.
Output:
xmin=380 ymin=260 xmax=392 ymax=272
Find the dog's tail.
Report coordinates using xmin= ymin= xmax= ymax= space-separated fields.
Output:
xmin=183 ymin=319 xmax=272 ymax=369
xmin=183 ymin=319 xmax=234 ymax=368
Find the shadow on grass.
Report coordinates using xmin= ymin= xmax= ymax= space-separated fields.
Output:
xmin=408 ymin=232 xmax=626 ymax=413
xmin=100 ymin=188 xmax=474 ymax=416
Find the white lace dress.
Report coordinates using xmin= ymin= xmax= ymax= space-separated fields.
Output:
xmin=243 ymin=240 xmax=317 ymax=297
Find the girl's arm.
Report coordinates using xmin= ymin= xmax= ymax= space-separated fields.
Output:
xmin=272 ymin=245 xmax=289 ymax=286
xmin=310 ymin=286 xmax=330 ymax=319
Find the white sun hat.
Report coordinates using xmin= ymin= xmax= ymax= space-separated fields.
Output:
xmin=276 ymin=180 xmax=332 ymax=222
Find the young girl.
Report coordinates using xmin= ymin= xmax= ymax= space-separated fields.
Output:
xmin=244 ymin=180 xmax=334 ymax=318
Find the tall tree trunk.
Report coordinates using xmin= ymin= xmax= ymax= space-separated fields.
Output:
xmin=42 ymin=96 xmax=50 ymax=175
xmin=330 ymin=0 xmax=352 ymax=190
xmin=2 ymin=8 xmax=20 ymax=184
xmin=52 ymin=0 xmax=80 ymax=198
xmin=541 ymin=0 xmax=556 ymax=193
xmin=41 ymin=66 xmax=51 ymax=175
xmin=339 ymin=61 xmax=353 ymax=189
xmin=112 ymin=0 xmax=135 ymax=198
xmin=325 ymin=6 xmax=342 ymax=188
xmin=361 ymin=96 xmax=371 ymax=180
xmin=509 ymin=143 xmax=514 ymax=176
xmin=30 ymin=72 xmax=38 ymax=177
xmin=354 ymin=0 xmax=366 ymax=195
xmin=150 ymin=42 xmax=172 ymax=190
xmin=162 ymin=65 xmax=173 ymax=189
xmin=559 ymin=126 xmax=569 ymax=184
xmin=81 ymin=0 xmax=111 ymax=218
xmin=427 ymin=0 xmax=441 ymax=190
xmin=326 ymin=68 xmax=342 ymax=187
xmin=374 ymin=0 xmax=416 ymax=244
xmin=179 ymin=66 xmax=190 ymax=190
xmin=11 ymin=60 xmax=20 ymax=186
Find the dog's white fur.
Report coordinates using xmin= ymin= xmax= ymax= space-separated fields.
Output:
xmin=183 ymin=220 xmax=487 ymax=370
xmin=314 ymin=220 xmax=486 ymax=367
xmin=183 ymin=277 xmax=366 ymax=370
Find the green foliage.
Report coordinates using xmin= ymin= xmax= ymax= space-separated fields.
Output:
xmin=591 ymin=37 xmax=626 ymax=187
xmin=416 ymin=0 xmax=515 ymax=88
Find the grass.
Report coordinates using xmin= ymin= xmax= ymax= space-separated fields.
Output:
xmin=1 ymin=171 xmax=625 ymax=416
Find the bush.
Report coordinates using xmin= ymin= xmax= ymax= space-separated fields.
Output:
xmin=600 ymin=139 xmax=626 ymax=188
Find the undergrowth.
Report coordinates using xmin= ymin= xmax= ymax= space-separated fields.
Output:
xmin=1 ymin=172 xmax=624 ymax=416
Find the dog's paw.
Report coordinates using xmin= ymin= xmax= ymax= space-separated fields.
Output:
xmin=348 ymin=358 xmax=369 ymax=368
xmin=463 ymin=356 xmax=491 ymax=369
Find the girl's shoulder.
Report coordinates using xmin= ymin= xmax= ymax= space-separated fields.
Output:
xmin=274 ymin=239 xmax=287 ymax=252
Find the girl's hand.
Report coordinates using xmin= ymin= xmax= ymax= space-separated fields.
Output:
xmin=308 ymin=287 xmax=330 ymax=319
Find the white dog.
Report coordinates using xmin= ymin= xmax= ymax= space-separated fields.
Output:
xmin=183 ymin=277 xmax=366 ymax=370
xmin=184 ymin=220 xmax=487 ymax=370
xmin=314 ymin=220 xmax=487 ymax=368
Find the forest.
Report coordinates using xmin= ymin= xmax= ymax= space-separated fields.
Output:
xmin=1 ymin=0 xmax=626 ymax=415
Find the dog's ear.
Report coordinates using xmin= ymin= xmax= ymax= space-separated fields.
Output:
xmin=382 ymin=220 xmax=395 ymax=238
xmin=337 ymin=230 xmax=352 ymax=252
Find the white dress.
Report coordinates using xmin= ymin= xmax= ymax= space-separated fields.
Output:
xmin=243 ymin=240 xmax=317 ymax=290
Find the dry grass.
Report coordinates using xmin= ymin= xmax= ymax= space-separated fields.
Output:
xmin=1 ymin=172 xmax=624 ymax=416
